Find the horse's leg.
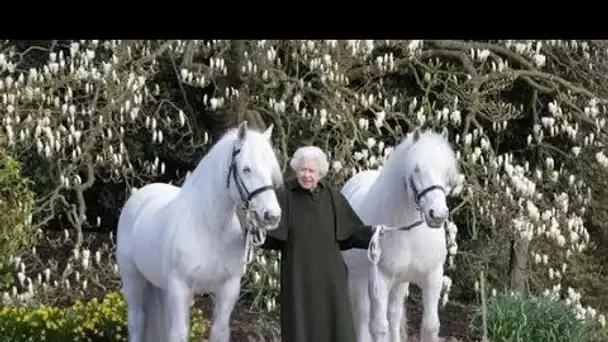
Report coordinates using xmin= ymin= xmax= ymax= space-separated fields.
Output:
xmin=120 ymin=264 xmax=148 ymax=342
xmin=209 ymin=276 xmax=241 ymax=342
xmin=420 ymin=268 xmax=443 ymax=342
xmin=388 ymin=282 xmax=410 ymax=342
xmin=350 ymin=273 xmax=372 ymax=342
xmin=368 ymin=271 xmax=390 ymax=342
xmin=167 ymin=275 xmax=192 ymax=342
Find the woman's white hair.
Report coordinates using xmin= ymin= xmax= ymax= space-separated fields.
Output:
xmin=290 ymin=145 xmax=329 ymax=178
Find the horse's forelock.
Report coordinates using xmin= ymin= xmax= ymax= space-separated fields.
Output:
xmin=408 ymin=131 xmax=458 ymax=177
xmin=239 ymin=129 xmax=283 ymax=187
xmin=389 ymin=130 xmax=458 ymax=181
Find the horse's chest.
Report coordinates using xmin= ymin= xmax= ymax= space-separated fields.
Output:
xmin=183 ymin=257 xmax=239 ymax=294
xmin=174 ymin=231 xmax=244 ymax=291
xmin=381 ymin=231 xmax=446 ymax=277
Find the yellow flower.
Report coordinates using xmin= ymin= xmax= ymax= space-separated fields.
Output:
xmin=0 ymin=291 xmax=209 ymax=341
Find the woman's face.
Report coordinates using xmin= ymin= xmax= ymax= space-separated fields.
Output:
xmin=297 ymin=158 xmax=319 ymax=190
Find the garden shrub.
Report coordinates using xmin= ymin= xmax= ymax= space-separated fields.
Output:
xmin=0 ymin=139 xmax=36 ymax=288
xmin=0 ymin=291 xmax=207 ymax=341
xmin=470 ymin=293 xmax=607 ymax=342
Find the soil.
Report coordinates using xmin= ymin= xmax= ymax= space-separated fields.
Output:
xmin=198 ymin=288 xmax=473 ymax=342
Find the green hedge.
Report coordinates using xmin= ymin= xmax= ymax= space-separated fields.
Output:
xmin=0 ymin=292 xmax=206 ymax=342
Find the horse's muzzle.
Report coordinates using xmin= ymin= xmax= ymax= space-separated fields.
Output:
xmin=425 ymin=215 xmax=446 ymax=229
xmin=263 ymin=211 xmax=281 ymax=227
xmin=425 ymin=207 xmax=447 ymax=229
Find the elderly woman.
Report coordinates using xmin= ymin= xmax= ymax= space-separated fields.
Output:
xmin=261 ymin=145 xmax=385 ymax=342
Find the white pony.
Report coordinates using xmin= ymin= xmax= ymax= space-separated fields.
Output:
xmin=115 ymin=121 xmax=284 ymax=342
xmin=341 ymin=128 xmax=460 ymax=342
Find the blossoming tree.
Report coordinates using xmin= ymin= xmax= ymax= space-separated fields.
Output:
xmin=1 ymin=40 xmax=607 ymax=328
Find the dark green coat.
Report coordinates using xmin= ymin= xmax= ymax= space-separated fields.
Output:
xmin=261 ymin=178 xmax=374 ymax=342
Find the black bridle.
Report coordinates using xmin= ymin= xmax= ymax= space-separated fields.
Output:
xmin=409 ymin=177 xmax=446 ymax=207
xmin=226 ymin=146 xmax=275 ymax=210
xmin=393 ymin=177 xmax=446 ymax=231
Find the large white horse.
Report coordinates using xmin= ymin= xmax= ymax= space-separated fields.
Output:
xmin=115 ymin=121 xmax=284 ymax=342
xmin=341 ymin=129 xmax=460 ymax=342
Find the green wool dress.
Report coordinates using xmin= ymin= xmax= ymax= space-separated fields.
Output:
xmin=261 ymin=178 xmax=374 ymax=342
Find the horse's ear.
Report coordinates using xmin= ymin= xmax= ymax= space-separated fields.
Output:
xmin=237 ymin=121 xmax=248 ymax=141
xmin=441 ymin=127 xmax=449 ymax=140
xmin=412 ymin=128 xmax=421 ymax=142
xmin=263 ymin=124 xmax=274 ymax=141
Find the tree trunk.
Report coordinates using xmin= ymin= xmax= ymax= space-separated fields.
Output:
xmin=179 ymin=40 xmax=267 ymax=143
xmin=509 ymin=237 xmax=530 ymax=293
xmin=209 ymin=40 xmax=266 ymax=142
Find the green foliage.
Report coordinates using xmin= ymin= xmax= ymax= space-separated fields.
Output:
xmin=0 ymin=139 xmax=36 ymax=286
xmin=0 ymin=291 xmax=207 ymax=342
xmin=470 ymin=294 xmax=607 ymax=342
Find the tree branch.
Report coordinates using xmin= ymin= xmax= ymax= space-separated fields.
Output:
xmin=475 ymin=69 xmax=606 ymax=102
xmin=427 ymin=40 xmax=537 ymax=70
xmin=419 ymin=49 xmax=479 ymax=81
xmin=134 ymin=41 xmax=173 ymax=68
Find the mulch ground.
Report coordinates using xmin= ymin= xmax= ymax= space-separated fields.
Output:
xmin=199 ymin=288 xmax=473 ymax=341
xmin=405 ymin=295 xmax=472 ymax=341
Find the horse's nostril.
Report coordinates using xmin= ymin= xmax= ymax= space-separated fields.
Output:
xmin=429 ymin=209 xmax=436 ymax=219
xmin=264 ymin=212 xmax=279 ymax=224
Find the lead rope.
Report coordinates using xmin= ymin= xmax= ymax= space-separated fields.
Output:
xmin=366 ymin=214 xmax=426 ymax=301
xmin=238 ymin=205 xmax=268 ymax=274
xmin=367 ymin=225 xmax=385 ymax=301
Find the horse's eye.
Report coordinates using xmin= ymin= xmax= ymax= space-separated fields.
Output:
xmin=242 ymin=166 xmax=251 ymax=173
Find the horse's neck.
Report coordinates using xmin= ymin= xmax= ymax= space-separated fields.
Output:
xmin=362 ymin=162 xmax=419 ymax=227
xmin=175 ymin=153 xmax=238 ymax=233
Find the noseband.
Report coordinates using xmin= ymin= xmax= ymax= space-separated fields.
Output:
xmin=226 ymin=146 xmax=275 ymax=210
xmin=401 ymin=176 xmax=446 ymax=230
xmin=409 ymin=177 xmax=445 ymax=208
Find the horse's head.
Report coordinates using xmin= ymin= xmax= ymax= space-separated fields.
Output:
xmin=227 ymin=121 xmax=283 ymax=230
xmin=405 ymin=128 xmax=460 ymax=228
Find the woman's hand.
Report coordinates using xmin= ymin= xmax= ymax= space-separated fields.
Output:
xmin=368 ymin=225 xmax=388 ymax=262
xmin=375 ymin=225 xmax=387 ymax=237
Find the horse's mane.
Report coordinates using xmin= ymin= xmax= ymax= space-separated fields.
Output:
xmin=175 ymin=125 xmax=283 ymax=213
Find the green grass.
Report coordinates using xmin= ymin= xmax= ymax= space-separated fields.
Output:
xmin=470 ymin=293 xmax=607 ymax=342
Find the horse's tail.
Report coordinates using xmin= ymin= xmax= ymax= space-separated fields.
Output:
xmin=142 ymin=284 xmax=168 ymax=342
